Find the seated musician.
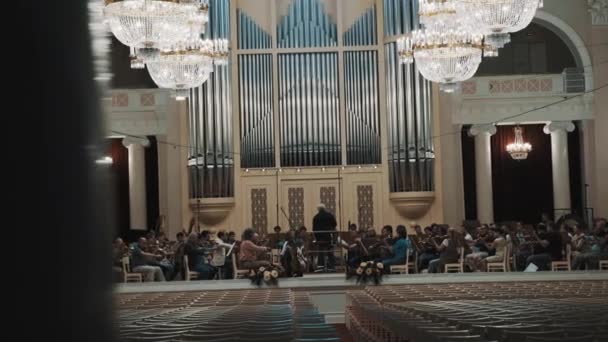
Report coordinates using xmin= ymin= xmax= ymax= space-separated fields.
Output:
xmin=428 ymin=228 xmax=464 ymax=273
xmin=156 ymin=231 xmax=170 ymax=249
xmin=271 ymin=225 xmax=285 ymax=250
xmin=281 ymin=230 xmax=306 ymax=277
xmin=371 ymin=226 xmax=394 ymax=259
xmin=296 ymin=226 xmax=312 ymax=272
xmin=479 ymin=227 xmax=508 ymax=270
xmin=362 ymin=228 xmax=382 ymax=260
xmin=239 ymin=228 xmax=272 ymax=269
xmin=511 ymin=222 xmax=534 ymax=271
xmin=130 ymin=237 xmax=166 ymax=281
xmin=465 ymin=224 xmax=495 ymax=272
xmin=381 ymin=225 xmax=394 ymax=245
xmin=525 ymin=223 xmax=563 ymax=271
xmin=337 ymin=224 xmax=363 ymax=269
xmin=112 ymin=237 xmax=129 ymax=282
xmin=211 ymin=230 xmax=234 ymax=279
xmin=411 ymin=225 xmax=438 ymax=272
xmin=170 ymin=231 xmax=186 ymax=280
xmin=572 ymin=221 xmax=607 ymax=270
xmin=380 ymin=225 xmax=409 ymax=270
xmin=184 ymin=232 xmax=217 ymax=280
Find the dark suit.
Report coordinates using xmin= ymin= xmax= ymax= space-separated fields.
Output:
xmin=312 ymin=209 xmax=337 ymax=269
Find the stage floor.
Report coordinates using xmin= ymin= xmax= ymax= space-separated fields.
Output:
xmin=115 ymin=270 xmax=608 ymax=294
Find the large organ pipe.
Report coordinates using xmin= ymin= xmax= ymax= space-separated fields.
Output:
xmin=384 ymin=0 xmax=434 ymax=192
xmin=188 ymin=0 xmax=232 ymax=198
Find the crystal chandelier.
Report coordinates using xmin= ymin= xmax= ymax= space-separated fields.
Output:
xmin=456 ymin=0 xmax=544 ymax=48
xmin=103 ymin=0 xmax=209 ymax=60
xmin=506 ymin=126 xmax=532 ymax=160
xmin=146 ymin=38 xmax=229 ymax=99
xmin=397 ymin=0 xmax=485 ymax=93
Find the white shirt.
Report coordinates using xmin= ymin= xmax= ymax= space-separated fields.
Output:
xmin=211 ymin=237 xmax=233 ymax=267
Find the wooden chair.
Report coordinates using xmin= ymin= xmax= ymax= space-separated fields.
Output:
xmin=183 ymin=255 xmax=199 ymax=281
xmin=487 ymin=243 xmax=512 ymax=272
xmin=445 ymin=247 xmax=465 ymax=273
xmin=390 ymin=250 xmax=415 ymax=274
xmin=551 ymin=244 xmax=571 ymax=271
xmin=232 ymin=253 xmax=250 ymax=279
xmin=599 ymin=260 xmax=608 ymax=271
xmin=121 ymin=256 xmax=143 ymax=283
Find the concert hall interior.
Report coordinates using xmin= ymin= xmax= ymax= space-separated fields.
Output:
xmin=39 ymin=0 xmax=608 ymax=341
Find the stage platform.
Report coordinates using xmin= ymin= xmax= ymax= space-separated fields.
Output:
xmin=115 ymin=271 xmax=608 ymax=294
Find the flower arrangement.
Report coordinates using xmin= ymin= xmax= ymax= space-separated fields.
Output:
xmin=346 ymin=261 xmax=385 ymax=285
xmin=248 ymin=265 xmax=280 ymax=287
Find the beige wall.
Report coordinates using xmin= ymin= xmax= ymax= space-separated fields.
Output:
xmin=590 ymin=24 xmax=608 ymax=217
xmin=159 ymin=100 xmax=191 ymax=239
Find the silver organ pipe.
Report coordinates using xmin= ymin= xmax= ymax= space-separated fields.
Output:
xmin=343 ymin=5 xmax=377 ymax=46
xmin=278 ymin=52 xmax=340 ymax=167
xmin=384 ymin=0 xmax=434 ymax=192
xmin=342 ymin=3 xmax=380 ymax=165
xmin=237 ymin=10 xmax=272 ymax=49
xmin=238 ymin=54 xmax=274 ymax=168
xmin=277 ymin=0 xmax=337 ymax=48
xmin=188 ymin=0 xmax=233 ymax=199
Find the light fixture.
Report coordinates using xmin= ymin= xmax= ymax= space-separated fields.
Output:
xmin=95 ymin=156 xmax=114 ymax=165
xmin=506 ymin=126 xmax=532 ymax=160
xmin=397 ymin=0 xmax=486 ymax=92
xmin=456 ymin=0 xmax=544 ymax=48
xmin=145 ymin=38 xmax=227 ymax=98
xmin=103 ymin=0 xmax=208 ymax=60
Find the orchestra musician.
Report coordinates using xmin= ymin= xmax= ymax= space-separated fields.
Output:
xmin=465 ymin=224 xmax=495 ymax=272
xmin=362 ymin=228 xmax=381 ymax=260
xmin=525 ymin=222 xmax=563 ymax=271
xmin=411 ymin=225 xmax=438 ymax=272
xmin=239 ymin=228 xmax=272 ymax=269
xmin=337 ymin=224 xmax=364 ymax=269
xmin=379 ymin=225 xmax=409 ymax=271
xmin=280 ymin=230 xmax=306 ymax=277
xmin=312 ymin=203 xmax=337 ymax=271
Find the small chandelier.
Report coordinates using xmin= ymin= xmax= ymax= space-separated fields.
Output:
xmin=506 ymin=126 xmax=532 ymax=160
xmin=103 ymin=0 xmax=209 ymax=60
xmin=145 ymin=38 xmax=229 ymax=99
xmin=456 ymin=0 xmax=544 ymax=48
xmin=397 ymin=0 xmax=487 ymax=93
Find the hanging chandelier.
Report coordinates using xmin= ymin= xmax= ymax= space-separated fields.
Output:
xmin=103 ymin=0 xmax=209 ymax=60
xmin=506 ymin=126 xmax=532 ymax=160
xmin=146 ymin=38 xmax=229 ymax=99
xmin=397 ymin=1 xmax=485 ymax=93
xmin=456 ymin=0 xmax=544 ymax=48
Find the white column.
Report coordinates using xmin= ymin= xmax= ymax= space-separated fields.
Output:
xmin=469 ymin=124 xmax=497 ymax=223
xmin=544 ymin=121 xmax=575 ymax=219
xmin=123 ymin=137 xmax=150 ymax=230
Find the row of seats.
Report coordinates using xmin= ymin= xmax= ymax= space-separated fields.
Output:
xmin=346 ymin=280 xmax=608 ymax=342
xmin=364 ymin=281 xmax=608 ymax=304
xmin=116 ymin=289 xmax=292 ymax=310
xmin=116 ymin=289 xmax=340 ymax=341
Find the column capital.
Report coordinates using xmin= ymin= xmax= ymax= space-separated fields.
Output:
xmin=543 ymin=121 xmax=575 ymax=135
xmin=122 ymin=136 xmax=150 ymax=148
xmin=469 ymin=124 xmax=497 ymax=137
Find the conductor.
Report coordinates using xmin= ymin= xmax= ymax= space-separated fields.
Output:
xmin=313 ymin=203 xmax=337 ymax=271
